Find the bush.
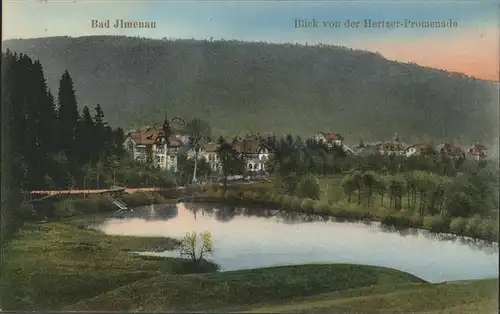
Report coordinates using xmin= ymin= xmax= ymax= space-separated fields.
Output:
xmin=214 ymin=189 xmax=225 ymax=198
xmin=289 ymin=196 xmax=302 ymax=211
xmin=53 ymin=200 xmax=77 ymax=218
xmin=477 ymin=220 xmax=498 ymax=241
xmin=408 ymin=214 xmax=423 ymax=228
xmin=300 ymin=198 xmax=316 ymax=212
xmin=152 ymin=193 xmax=167 ymax=204
xmin=241 ymin=191 xmax=255 ymax=200
xmin=163 ymin=258 xmax=220 ymax=274
xmin=261 ymin=191 xmax=273 ymax=200
xmin=223 ymin=190 xmax=238 ymax=199
xmin=296 ymin=175 xmax=321 ymax=200
xmin=422 ymin=216 xmax=449 ymax=232
xmin=269 ymin=193 xmax=281 ymax=203
xmin=449 ymin=217 xmax=468 ymax=234
xmin=251 ymin=191 xmax=262 ymax=201
xmin=280 ymin=173 xmax=300 ymax=194
xmin=281 ymin=195 xmax=292 ymax=208
xmin=158 ymin=189 xmax=182 ymax=199
xmin=381 ymin=213 xmax=411 ymax=228
xmin=18 ymin=203 xmax=37 ymax=220
xmin=313 ymin=200 xmax=330 ymax=214
xmin=376 ymin=208 xmax=392 ymax=220
xmin=203 ymin=186 xmax=219 ymax=197
xmin=121 ymin=192 xmax=169 ymax=208
xmin=464 ymin=215 xmax=482 ymax=236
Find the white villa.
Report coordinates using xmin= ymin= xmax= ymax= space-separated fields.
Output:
xmin=198 ymin=142 xmax=222 ymax=173
xmin=123 ymin=126 xmax=181 ymax=171
xmin=232 ymin=135 xmax=272 ymax=174
xmin=187 ymin=135 xmax=272 ymax=175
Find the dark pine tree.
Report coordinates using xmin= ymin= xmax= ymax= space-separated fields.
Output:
xmin=93 ymin=104 xmax=107 ymax=163
xmin=57 ymin=70 xmax=80 ymax=166
xmin=162 ymin=113 xmax=172 ymax=139
xmin=76 ymin=106 xmax=95 ymax=164
xmin=1 ymin=51 xmax=26 ymax=241
xmin=28 ymin=60 xmax=57 ymax=188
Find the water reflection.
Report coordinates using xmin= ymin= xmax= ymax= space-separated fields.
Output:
xmin=113 ymin=203 xmax=498 ymax=254
xmin=98 ymin=202 xmax=499 ymax=283
xmin=377 ymin=223 xmax=498 ymax=254
xmin=115 ymin=204 xmax=179 ymax=221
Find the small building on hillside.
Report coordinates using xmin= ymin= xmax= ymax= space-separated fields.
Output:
xmin=374 ymin=133 xmax=405 ymax=156
xmin=436 ymin=143 xmax=465 ymax=159
xmin=375 ymin=142 xmax=405 ymax=156
xmin=123 ymin=123 xmax=181 ymax=171
xmin=467 ymin=144 xmax=488 ymax=160
xmin=314 ymin=132 xmax=344 ymax=147
xmin=404 ymin=143 xmax=436 ymax=157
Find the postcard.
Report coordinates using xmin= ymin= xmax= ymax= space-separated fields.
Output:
xmin=2 ymin=0 xmax=499 ymax=313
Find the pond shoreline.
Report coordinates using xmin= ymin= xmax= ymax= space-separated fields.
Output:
xmin=179 ymin=195 xmax=499 ymax=244
xmin=5 ymin=194 xmax=498 ymax=312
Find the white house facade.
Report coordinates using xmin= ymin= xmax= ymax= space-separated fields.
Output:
xmin=123 ymin=126 xmax=180 ymax=171
xmin=232 ymin=137 xmax=271 ymax=174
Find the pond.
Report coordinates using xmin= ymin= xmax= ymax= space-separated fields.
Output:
xmin=97 ymin=202 xmax=499 ymax=283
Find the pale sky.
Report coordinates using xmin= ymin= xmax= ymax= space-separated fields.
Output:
xmin=3 ymin=0 xmax=499 ymax=81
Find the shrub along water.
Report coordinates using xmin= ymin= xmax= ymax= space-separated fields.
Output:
xmin=197 ymin=180 xmax=498 ymax=243
xmin=22 ymin=191 xmax=177 ymax=222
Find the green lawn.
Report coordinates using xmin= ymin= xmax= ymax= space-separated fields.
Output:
xmin=66 ymin=263 xmax=425 ymax=311
xmin=246 ymin=278 xmax=498 ymax=313
xmin=1 ymin=218 xmax=179 ymax=310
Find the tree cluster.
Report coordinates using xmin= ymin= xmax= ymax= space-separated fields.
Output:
xmin=2 ymin=51 xmax=126 ymax=191
xmin=0 ymin=51 xmax=177 ymax=240
xmin=266 ymin=134 xmax=499 ymax=220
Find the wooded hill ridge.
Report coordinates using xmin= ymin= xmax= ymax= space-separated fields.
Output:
xmin=3 ymin=36 xmax=499 ymax=145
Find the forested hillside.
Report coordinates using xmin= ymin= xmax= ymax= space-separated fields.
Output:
xmin=3 ymin=36 xmax=498 ymax=144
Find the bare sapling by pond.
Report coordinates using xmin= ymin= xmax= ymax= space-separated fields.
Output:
xmin=179 ymin=231 xmax=213 ymax=265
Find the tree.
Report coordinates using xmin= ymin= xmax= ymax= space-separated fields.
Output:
xmin=57 ymin=70 xmax=79 ymax=161
xmin=388 ymin=175 xmax=406 ymax=210
xmin=217 ymin=136 xmax=238 ymax=191
xmin=185 ymin=118 xmax=211 ymax=184
xmin=414 ymin=171 xmax=430 ymax=215
xmin=76 ymin=106 xmax=95 ymax=164
xmin=178 ymin=231 xmax=213 ymax=265
xmin=95 ymin=157 xmax=104 ymax=189
xmin=341 ymin=174 xmax=356 ymax=203
xmin=1 ymin=51 xmax=25 ymax=241
xmin=405 ymin=171 xmax=418 ymax=210
xmin=374 ymin=176 xmax=388 ymax=207
xmin=362 ymin=171 xmax=379 ymax=207
xmin=82 ymin=164 xmax=95 ymax=193
xmin=351 ymin=170 xmax=363 ymax=205
xmin=296 ymin=174 xmax=321 ymax=200
xmin=93 ymin=104 xmax=108 ymax=161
